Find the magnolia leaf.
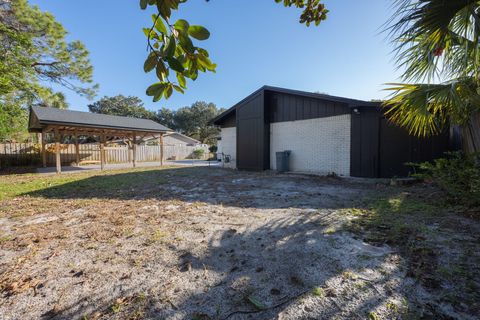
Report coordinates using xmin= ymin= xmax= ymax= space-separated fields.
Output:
xmin=178 ymin=33 xmax=194 ymax=53
xmin=163 ymin=35 xmax=176 ymax=57
xmin=153 ymin=14 xmax=167 ymax=34
xmin=197 ymin=47 xmax=209 ymax=57
xmin=197 ymin=54 xmax=216 ymax=71
xmin=155 ymin=61 xmax=167 ymax=81
xmin=188 ymin=25 xmax=210 ymax=40
xmin=164 ymin=84 xmax=173 ymax=99
xmin=173 ymin=84 xmax=184 ymax=93
xmin=166 ymin=57 xmax=184 ymax=72
xmin=143 ymin=52 xmax=158 ymax=72
xmin=146 ymin=82 xmax=166 ymax=96
xmin=174 ymin=19 xmax=190 ymax=33
xmin=156 ymin=1 xmax=171 ymax=19
xmin=176 ymin=73 xmax=186 ymax=88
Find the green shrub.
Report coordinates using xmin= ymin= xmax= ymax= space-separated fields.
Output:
xmin=412 ymin=151 xmax=480 ymax=207
xmin=209 ymin=145 xmax=217 ymax=153
xmin=192 ymin=148 xmax=205 ymax=159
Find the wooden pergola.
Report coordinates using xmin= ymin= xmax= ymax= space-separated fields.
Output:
xmin=28 ymin=106 xmax=172 ymax=173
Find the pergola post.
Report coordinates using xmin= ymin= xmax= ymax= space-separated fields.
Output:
xmin=40 ymin=131 xmax=47 ymax=168
xmin=159 ymin=133 xmax=164 ymax=166
xmin=54 ymin=128 xmax=61 ymax=174
xmin=132 ymin=133 xmax=137 ymax=168
xmin=127 ymin=138 xmax=132 ymax=164
xmin=100 ymin=134 xmax=106 ymax=171
xmin=74 ymin=130 xmax=80 ymax=165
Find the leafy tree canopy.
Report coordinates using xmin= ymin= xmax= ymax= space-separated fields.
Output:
xmin=88 ymin=95 xmax=223 ymax=145
xmin=174 ymin=101 xmax=224 ymax=145
xmin=0 ymin=0 xmax=97 ymax=141
xmin=88 ymin=95 xmax=154 ymax=119
xmin=0 ymin=104 xmax=28 ymax=141
xmin=140 ymin=0 xmax=327 ymax=101
xmin=154 ymin=107 xmax=176 ymax=130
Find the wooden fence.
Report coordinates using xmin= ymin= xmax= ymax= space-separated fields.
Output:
xmin=0 ymin=143 xmax=209 ymax=167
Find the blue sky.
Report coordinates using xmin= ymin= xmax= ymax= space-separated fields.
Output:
xmin=30 ymin=0 xmax=398 ymax=112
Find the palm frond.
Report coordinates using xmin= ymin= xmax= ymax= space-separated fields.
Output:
xmin=387 ymin=0 xmax=479 ymax=82
xmin=384 ymin=78 xmax=480 ymax=137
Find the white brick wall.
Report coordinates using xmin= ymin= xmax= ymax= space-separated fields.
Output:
xmin=219 ymin=127 xmax=236 ymax=168
xmin=270 ymin=114 xmax=351 ymax=176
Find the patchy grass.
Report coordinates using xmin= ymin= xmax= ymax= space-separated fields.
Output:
xmin=346 ymin=192 xmax=438 ymax=245
xmin=345 ymin=189 xmax=480 ymax=314
xmin=0 ymin=166 xmax=177 ymax=201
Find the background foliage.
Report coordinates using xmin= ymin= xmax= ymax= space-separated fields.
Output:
xmin=88 ymin=95 xmax=224 ymax=145
xmin=412 ymin=151 xmax=480 ymax=208
xmin=0 ymin=0 xmax=97 ymax=141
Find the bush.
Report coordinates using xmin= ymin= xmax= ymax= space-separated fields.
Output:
xmin=209 ymin=145 xmax=217 ymax=153
xmin=192 ymin=148 xmax=205 ymax=159
xmin=412 ymin=151 xmax=480 ymax=207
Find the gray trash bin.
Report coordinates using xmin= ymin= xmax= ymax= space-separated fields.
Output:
xmin=276 ymin=150 xmax=291 ymax=172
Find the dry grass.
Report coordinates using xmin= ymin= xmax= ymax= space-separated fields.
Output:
xmin=0 ymin=166 xmax=478 ymax=319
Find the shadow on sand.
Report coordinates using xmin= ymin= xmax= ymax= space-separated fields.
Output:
xmin=17 ymin=167 xmax=446 ymax=319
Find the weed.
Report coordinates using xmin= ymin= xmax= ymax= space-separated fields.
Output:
xmin=0 ymin=234 xmax=12 ymax=243
xmin=386 ymin=301 xmax=399 ymax=313
xmin=146 ymin=229 xmax=167 ymax=244
xmin=353 ymin=281 xmax=366 ymax=289
xmin=341 ymin=271 xmax=357 ymax=280
xmin=122 ymin=227 xmax=135 ymax=238
xmin=339 ymin=208 xmax=369 ymax=217
xmin=311 ymin=287 xmax=325 ymax=297
xmin=368 ymin=311 xmax=379 ymax=320
xmin=323 ymin=227 xmax=337 ymax=235
xmin=111 ymin=302 xmax=122 ymax=313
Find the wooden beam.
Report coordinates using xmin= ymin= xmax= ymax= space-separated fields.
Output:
xmin=159 ymin=134 xmax=164 ymax=166
xmin=74 ymin=131 xmax=80 ymax=165
xmin=100 ymin=133 xmax=106 ymax=170
xmin=40 ymin=131 xmax=47 ymax=168
xmin=54 ymin=128 xmax=61 ymax=174
xmin=132 ymin=133 xmax=137 ymax=168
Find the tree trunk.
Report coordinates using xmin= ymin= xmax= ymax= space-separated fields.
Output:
xmin=462 ymin=112 xmax=480 ymax=154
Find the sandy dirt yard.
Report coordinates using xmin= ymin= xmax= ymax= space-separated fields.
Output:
xmin=0 ymin=166 xmax=479 ymax=319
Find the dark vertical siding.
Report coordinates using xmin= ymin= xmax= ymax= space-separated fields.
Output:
xmin=267 ymin=91 xmax=350 ymax=123
xmin=378 ymin=119 xmax=450 ymax=177
xmin=350 ymin=110 xmax=380 ymax=177
xmin=236 ymin=92 xmax=269 ymax=170
xmin=351 ymin=107 xmax=451 ymax=178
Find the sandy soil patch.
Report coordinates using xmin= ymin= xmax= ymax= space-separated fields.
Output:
xmin=0 ymin=167 xmax=478 ymax=319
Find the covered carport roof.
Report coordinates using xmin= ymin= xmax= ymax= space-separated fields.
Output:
xmin=28 ymin=106 xmax=172 ymax=134
xmin=28 ymin=106 xmax=172 ymax=173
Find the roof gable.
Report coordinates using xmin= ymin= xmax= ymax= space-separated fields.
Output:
xmin=164 ymin=132 xmax=200 ymax=144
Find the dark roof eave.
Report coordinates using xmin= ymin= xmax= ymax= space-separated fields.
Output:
xmin=210 ymin=108 xmax=235 ymax=125
xmin=262 ymin=85 xmax=381 ymax=107
xmin=211 ymin=85 xmax=382 ymax=125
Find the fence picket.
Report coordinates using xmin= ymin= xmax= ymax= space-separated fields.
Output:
xmin=0 ymin=142 xmax=209 ymax=167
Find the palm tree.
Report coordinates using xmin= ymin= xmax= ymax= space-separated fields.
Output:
xmin=385 ymin=0 xmax=480 ymax=153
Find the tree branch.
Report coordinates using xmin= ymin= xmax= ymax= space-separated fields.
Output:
xmin=31 ymin=61 xmax=60 ymax=67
